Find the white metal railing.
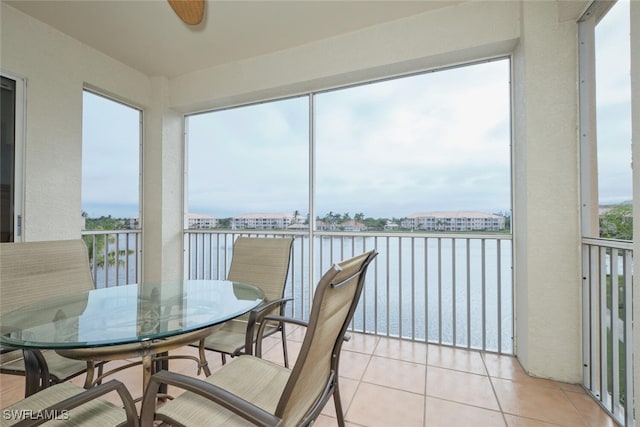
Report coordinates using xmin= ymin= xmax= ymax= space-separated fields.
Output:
xmin=184 ymin=229 xmax=514 ymax=354
xmin=582 ymin=237 xmax=634 ymax=427
xmin=80 ymin=228 xmax=634 ymax=422
xmin=81 ymin=229 xmax=142 ymax=288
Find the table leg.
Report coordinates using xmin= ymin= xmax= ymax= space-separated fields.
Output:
xmin=23 ymin=350 xmax=49 ymax=397
xmin=83 ymin=361 xmax=95 ymax=389
xmin=198 ymin=339 xmax=211 ymax=377
xmin=142 ymin=354 xmax=153 ymax=392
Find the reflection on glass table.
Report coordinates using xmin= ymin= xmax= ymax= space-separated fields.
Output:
xmin=0 ymin=280 xmax=264 ymax=395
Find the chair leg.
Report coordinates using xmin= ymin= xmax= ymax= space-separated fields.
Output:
xmin=155 ymin=352 xmax=169 ymax=396
xmin=333 ymin=381 xmax=346 ymax=427
xmin=221 ymin=353 xmax=227 ymax=365
xmin=96 ymin=362 xmax=104 ymax=385
xmin=280 ymin=324 xmax=289 ymax=368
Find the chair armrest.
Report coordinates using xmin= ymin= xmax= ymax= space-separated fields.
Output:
xmin=13 ymin=379 xmax=139 ymax=427
xmin=253 ymin=315 xmax=349 ymax=353
xmin=140 ymin=370 xmax=283 ymax=427
xmin=259 ymin=314 xmax=309 ymax=331
xmin=244 ymin=298 xmax=292 ymax=355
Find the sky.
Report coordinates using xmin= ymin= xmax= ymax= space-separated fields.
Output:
xmin=81 ymin=0 xmax=632 ymax=220
xmin=82 ymin=92 xmax=140 ymax=218
xmin=595 ymin=0 xmax=632 ymax=205
xmin=185 ymin=59 xmax=511 ymax=220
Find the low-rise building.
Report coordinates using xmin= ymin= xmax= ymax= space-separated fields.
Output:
xmin=188 ymin=213 xmax=217 ymax=229
xmin=341 ymin=220 xmax=366 ymax=232
xmin=401 ymin=211 xmax=506 ymax=232
xmin=232 ymin=213 xmax=296 ymax=230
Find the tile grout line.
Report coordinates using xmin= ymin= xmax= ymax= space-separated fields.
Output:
xmin=342 ymin=340 xmax=376 ymax=424
xmin=423 ymin=344 xmax=429 ymax=427
xmin=480 ymin=351 xmax=509 ymax=426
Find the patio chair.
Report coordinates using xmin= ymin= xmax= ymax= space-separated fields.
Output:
xmin=197 ymin=236 xmax=294 ymax=367
xmin=0 ymin=240 xmax=104 ymax=396
xmin=140 ymin=249 xmax=377 ymax=427
xmin=1 ymin=379 xmax=139 ymax=427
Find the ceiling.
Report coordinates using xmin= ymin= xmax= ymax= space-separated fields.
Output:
xmin=5 ymin=0 xmax=461 ymax=78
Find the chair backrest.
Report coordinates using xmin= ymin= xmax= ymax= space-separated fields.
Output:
xmin=0 ymin=239 xmax=95 ymax=315
xmin=226 ymin=237 xmax=293 ymax=302
xmin=275 ymin=250 xmax=377 ymax=426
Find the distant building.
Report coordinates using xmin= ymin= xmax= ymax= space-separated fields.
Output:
xmin=384 ymin=221 xmax=399 ymax=231
xmin=188 ymin=213 xmax=217 ymax=229
xmin=128 ymin=217 xmax=140 ymax=229
xmin=232 ymin=213 xmax=297 ymax=230
xmin=341 ymin=220 xmax=366 ymax=232
xmin=315 ymin=220 xmax=332 ymax=231
xmin=401 ymin=211 xmax=506 ymax=232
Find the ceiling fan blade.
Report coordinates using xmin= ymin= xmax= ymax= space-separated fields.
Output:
xmin=168 ymin=0 xmax=205 ymax=25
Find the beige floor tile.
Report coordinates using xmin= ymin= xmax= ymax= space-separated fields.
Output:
xmin=0 ymin=374 xmax=25 ymax=407
xmin=285 ymin=324 xmax=306 ymax=343
xmin=347 ymin=382 xmax=424 ymax=427
xmin=425 ymin=396 xmax=506 ymax=426
xmin=483 ymin=353 xmax=559 ymax=389
xmin=504 ymin=414 xmax=565 ymax=426
xmin=374 ymin=337 xmax=427 ymax=364
xmin=0 ymin=335 xmax=620 ymax=427
xmin=342 ymin=331 xmax=379 ymax=355
xmin=321 ymin=377 xmax=359 ymax=418
xmin=312 ymin=413 xmax=360 ymax=427
xmin=262 ymin=339 xmax=301 ymax=367
xmin=362 ymin=355 xmax=425 ymax=394
xmin=426 ymin=366 xmax=500 ymax=410
xmin=557 ymin=381 xmax=587 ymax=393
xmin=564 ymin=390 xmax=620 ymax=427
xmin=311 ymin=414 xmax=339 ymax=427
xmin=492 ymin=377 xmax=587 ymax=426
xmin=337 ymin=350 xmax=372 ymax=381
xmin=428 ymin=344 xmax=486 ymax=375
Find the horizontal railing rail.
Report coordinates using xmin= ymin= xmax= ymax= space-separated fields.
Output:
xmin=582 ymin=237 xmax=634 ymax=427
xmin=81 ymin=229 xmax=142 ymax=288
xmin=184 ymin=229 xmax=514 ymax=354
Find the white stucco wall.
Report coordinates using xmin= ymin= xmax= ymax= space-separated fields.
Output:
xmin=0 ymin=4 xmax=151 ymax=241
xmin=513 ymin=1 xmax=582 ymax=382
xmin=170 ymin=1 xmax=519 ymax=113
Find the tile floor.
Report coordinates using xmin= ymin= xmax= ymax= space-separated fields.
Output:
xmin=0 ymin=328 xmax=618 ymax=427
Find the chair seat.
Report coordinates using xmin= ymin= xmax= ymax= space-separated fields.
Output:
xmin=156 ymin=356 xmax=290 ymax=426
xmin=0 ymin=349 xmax=90 ymax=382
xmin=201 ymin=319 xmax=280 ymax=355
xmin=1 ymin=381 xmax=128 ymax=427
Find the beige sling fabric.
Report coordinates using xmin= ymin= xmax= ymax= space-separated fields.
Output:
xmin=0 ymin=240 xmax=97 ymax=388
xmin=141 ymin=250 xmax=377 ymax=427
xmin=201 ymin=237 xmax=293 ymax=357
xmin=0 ymin=381 xmax=130 ymax=427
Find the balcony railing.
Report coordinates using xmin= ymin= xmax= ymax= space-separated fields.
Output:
xmin=184 ymin=230 xmax=514 ymax=355
xmin=82 ymin=229 xmax=142 ymax=288
xmin=582 ymin=237 xmax=634 ymax=427
xmin=79 ymin=229 xmax=635 ymax=425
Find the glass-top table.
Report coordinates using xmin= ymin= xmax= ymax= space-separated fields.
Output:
xmin=0 ymin=280 xmax=265 ymax=394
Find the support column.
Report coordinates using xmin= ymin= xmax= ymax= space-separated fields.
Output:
xmin=513 ymin=1 xmax=582 ymax=382
xmin=141 ymin=77 xmax=184 ymax=284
